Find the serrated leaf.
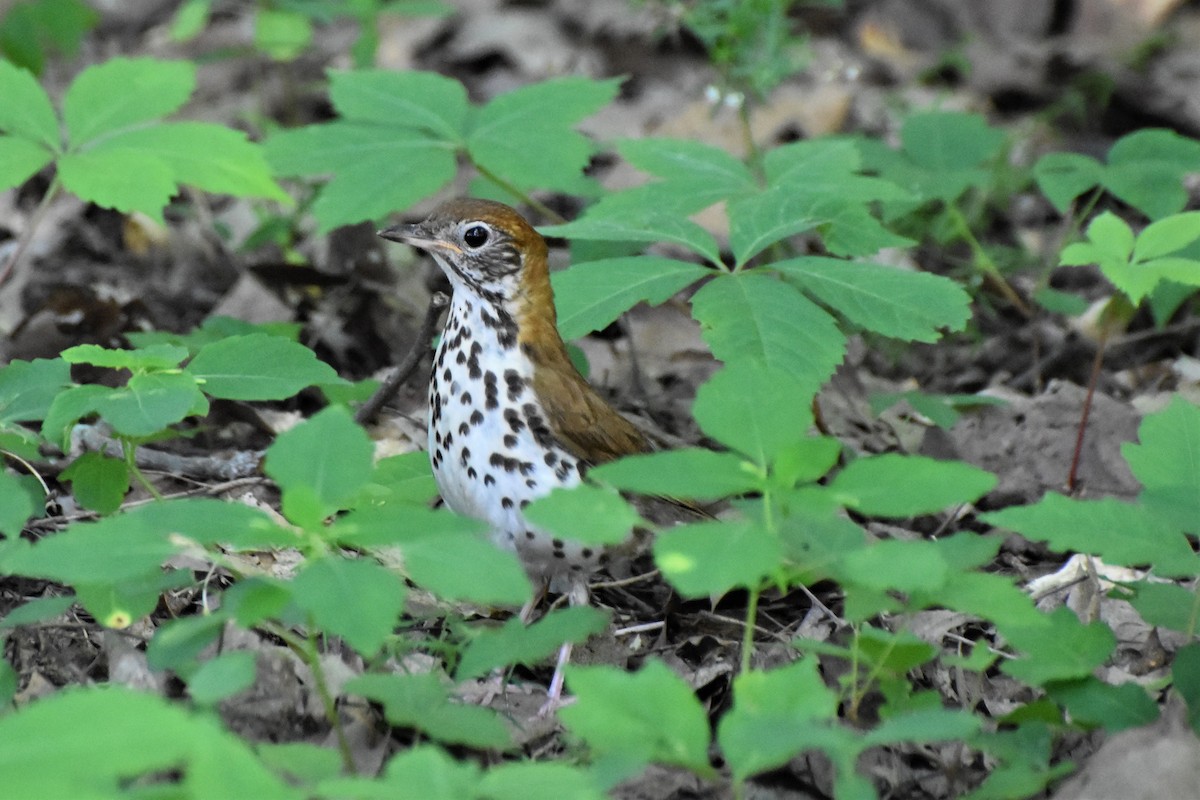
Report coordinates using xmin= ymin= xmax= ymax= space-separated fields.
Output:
xmin=727 ymin=184 xmax=823 ymax=265
xmin=613 ymin=137 xmax=755 ymax=212
xmin=467 ymin=76 xmax=620 ymax=192
xmin=60 ymin=452 xmax=128 ymax=514
xmin=457 ymin=606 xmax=610 ymax=679
xmin=837 ymin=539 xmax=949 ymax=593
xmin=717 ymin=658 xmax=837 ymax=781
xmin=57 ymin=147 xmax=176 ymax=222
xmin=0 ymin=135 xmax=54 ymax=190
xmin=1045 ymin=678 xmax=1158 ymax=732
xmin=292 ymin=558 xmax=405 ymax=656
xmin=94 ymin=372 xmax=206 ymax=437
xmin=691 ymin=272 xmax=845 ymax=394
xmin=901 ymin=111 xmax=1006 ymax=171
xmin=340 ymin=746 xmax=479 ymax=800
xmin=863 ymin=708 xmax=981 ymax=746
xmin=0 ymin=595 xmax=76 ymax=629
xmin=1126 ymin=581 xmax=1199 ymax=634
xmin=551 ymin=256 xmax=707 ymax=340
xmin=692 ymin=361 xmax=815 ymax=466
xmin=40 ymin=384 xmax=110 ymax=449
xmin=61 ymin=343 xmax=188 ymax=371
xmin=0 ymin=471 xmax=38 ymax=537
xmin=590 ymin=448 xmax=759 ymax=500
xmin=63 ymin=58 xmax=195 ymax=145
xmin=368 ymin=451 xmax=439 ymax=506
xmin=523 ymin=484 xmax=640 ymax=546
xmin=187 ymin=334 xmax=339 ymax=400
xmin=2 ymin=513 xmax=177 ymax=583
xmin=1123 ymin=397 xmax=1200 ymax=532
xmin=0 ymin=59 xmax=59 ymax=147
xmin=477 ymin=762 xmax=605 ymax=800
xmin=120 ymin=497 xmax=297 ymax=550
xmin=775 ymin=256 xmax=970 ymax=342
xmin=263 ymin=406 xmax=374 ymax=525
xmin=1133 ymin=212 xmax=1200 ymax=261
xmin=540 ymin=202 xmax=722 ymax=265
xmin=329 ymin=69 xmax=468 ymax=141
xmin=266 ymin=123 xmax=456 ymax=231
xmin=95 ymin=122 xmax=287 ymax=202
xmin=560 ymin=661 xmax=711 ymax=772
xmin=829 ymin=454 xmax=996 ymax=517
xmin=0 ymin=687 xmax=292 ymax=798
xmin=1105 ymin=128 xmax=1200 ymax=220
xmin=329 ymin=505 xmax=531 ymax=605
xmin=348 ymin=673 xmax=511 ymax=749
xmin=983 ymin=494 xmax=1199 ymax=577
xmin=0 ymin=357 xmax=71 ymax=424
xmin=187 ymin=650 xmax=257 ymax=705
xmin=1001 ymin=607 xmax=1116 ymax=685
xmin=146 ymin=613 xmax=229 ymax=672
xmin=1033 ymin=152 xmax=1104 ymax=213
xmin=654 ymin=519 xmax=781 ymax=597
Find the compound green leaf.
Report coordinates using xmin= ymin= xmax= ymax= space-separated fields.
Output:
xmin=829 ymin=454 xmax=996 ymax=517
xmin=63 ymin=57 xmax=194 ymax=145
xmin=692 ymin=361 xmax=815 ymax=466
xmin=523 ymin=484 xmax=641 ymax=546
xmin=590 ymin=448 xmax=760 ymax=500
xmin=348 ymin=673 xmax=511 ymax=749
xmin=775 ymin=256 xmax=970 ymax=342
xmin=0 ymin=135 xmax=53 ymax=190
xmin=57 ymin=147 xmax=176 ymax=222
xmin=60 ymin=452 xmax=128 ymax=514
xmin=264 ymin=406 xmax=374 ymax=525
xmin=329 ymin=69 xmax=468 ymax=141
xmin=1001 ymin=607 xmax=1117 ymax=685
xmin=0 ymin=358 xmax=70 ymax=425
xmin=654 ymin=519 xmax=781 ymax=597
xmin=457 ymin=605 xmax=609 ymax=680
xmin=292 ymin=557 xmax=405 ymax=657
xmin=0 ymin=59 xmax=58 ymax=147
xmin=187 ymin=334 xmax=339 ymax=400
xmin=94 ymin=372 xmax=206 ymax=437
xmin=551 ymin=256 xmax=707 ymax=340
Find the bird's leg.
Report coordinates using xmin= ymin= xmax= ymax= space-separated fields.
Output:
xmin=539 ymin=578 xmax=590 ymax=715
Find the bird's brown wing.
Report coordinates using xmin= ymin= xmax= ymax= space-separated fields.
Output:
xmin=531 ymin=354 xmax=652 ymax=465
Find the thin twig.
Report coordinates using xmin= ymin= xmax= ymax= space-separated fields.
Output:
xmin=355 ymin=292 xmax=448 ymax=425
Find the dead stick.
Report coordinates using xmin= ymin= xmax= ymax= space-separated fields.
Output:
xmin=355 ymin=293 xmax=448 ymax=425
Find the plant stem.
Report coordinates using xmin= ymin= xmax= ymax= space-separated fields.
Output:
xmin=947 ymin=205 xmax=1032 ymax=317
xmin=1066 ymin=329 xmax=1108 ymax=493
xmin=123 ymin=440 xmax=164 ymax=501
xmin=0 ymin=179 xmax=62 ymax=289
xmin=740 ymin=585 xmax=760 ymax=676
xmin=470 ymin=160 xmax=565 ymax=224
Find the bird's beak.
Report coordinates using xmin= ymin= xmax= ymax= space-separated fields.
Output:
xmin=378 ymin=223 xmax=462 ymax=254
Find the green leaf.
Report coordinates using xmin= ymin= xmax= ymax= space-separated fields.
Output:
xmin=456 ymin=605 xmax=610 ymax=679
xmin=1033 ymin=152 xmax=1103 ymax=213
xmin=1123 ymin=397 xmax=1200 ymax=532
xmin=147 ymin=613 xmax=228 ymax=672
xmin=0 ymin=135 xmax=54 ymax=189
xmin=1045 ymin=677 xmax=1158 ymax=732
xmin=1126 ymin=581 xmax=1199 ymax=634
xmin=57 ymin=147 xmax=176 ymax=222
xmin=254 ymin=8 xmax=312 ymax=60
xmin=75 ymin=569 xmax=189 ymax=626
xmin=94 ymin=372 xmax=206 ymax=437
xmin=329 ymin=69 xmax=468 ymax=141
xmin=540 ymin=201 xmax=722 ymax=265
xmin=775 ymin=256 xmax=971 ymax=342
xmin=1105 ymin=128 xmax=1200 ymax=220
xmin=717 ymin=658 xmax=838 ymax=781
xmin=187 ymin=334 xmax=339 ymax=400
xmin=130 ymin=498 xmax=297 ymax=550
xmin=523 ymin=484 xmax=640 ymax=546
xmin=691 ymin=272 xmax=845 ymax=393
xmin=467 ymin=76 xmax=620 ymax=192
xmin=0 ymin=471 xmax=38 ymax=536
xmin=617 ymin=137 xmax=756 ymax=206
xmin=0 ymin=686 xmax=292 ymax=798
xmin=266 ymin=122 xmax=456 ymax=231
xmin=61 ymin=342 xmax=188 ymax=371
xmin=1132 ymin=211 xmax=1200 ymax=261
xmin=590 ymin=448 xmax=760 ymax=500
xmin=983 ymin=494 xmax=1200 ymax=578
xmin=727 ymin=184 xmax=823 ymax=266
xmin=1000 ymin=607 xmax=1116 ymax=685
xmin=95 ymin=122 xmax=287 ymax=202
xmin=901 ymin=111 xmax=1006 ymax=171
xmin=560 ymin=661 xmax=712 ymax=773
xmin=837 ymin=539 xmax=949 ymax=593
xmin=330 ymin=506 xmax=531 ymax=605
xmin=0 ymin=59 xmax=59 ymax=147
xmin=1173 ymin=643 xmax=1200 ymax=734
xmin=551 ymin=256 xmax=707 ymax=341
xmin=263 ymin=406 xmax=375 ymax=525
xmin=41 ymin=384 xmax=113 ymax=448
xmin=829 ymin=454 xmax=996 ymax=517
xmin=0 ymin=357 xmax=70 ymax=424
xmin=63 ymin=57 xmax=195 ymax=145
xmin=368 ymin=451 xmax=439 ymax=506
xmin=477 ymin=762 xmax=605 ymax=800
xmin=863 ymin=708 xmax=980 ymax=746
xmin=332 ymin=746 xmax=478 ymax=800
xmin=292 ymin=557 xmax=405 ymax=656
xmin=654 ymin=519 xmax=781 ymax=597
xmin=1 ymin=513 xmax=170 ymax=583
xmin=348 ymin=672 xmax=511 ymax=749
xmin=187 ymin=650 xmax=258 ymax=705
xmin=60 ymin=452 xmax=128 ymax=514
xmin=692 ymin=361 xmax=815 ymax=466
xmin=0 ymin=595 xmax=75 ymax=629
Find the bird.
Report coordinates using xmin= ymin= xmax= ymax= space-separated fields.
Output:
xmin=379 ymin=198 xmax=656 ymax=701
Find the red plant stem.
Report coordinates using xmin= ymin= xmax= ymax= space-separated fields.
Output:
xmin=1066 ymin=331 xmax=1109 ymax=493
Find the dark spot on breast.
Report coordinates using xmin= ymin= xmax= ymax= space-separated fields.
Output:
xmin=544 ymin=452 xmax=557 ymax=467
xmin=467 ymin=466 xmax=477 ymax=479
xmin=519 ymin=499 xmax=530 ymax=510
xmin=484 ymin=474 xmax=495 ymax=486
xmin=443 ymin=368 xmax=452 ymax=381
xmin=458 ymin=422 xmax=469 ymax=436
xmin=470 ymin=410 xmax=484 ymax=426
xmin=461 ymin=446 xmax=470 ymax=462
xmin=456 ymin=351 xmax=466 ymax=365
xmin=504 ymin=408 xmax=524 ymax=432
xmin=581 ymin=548 xmax=593 ymax=558
xmin=503 ymin=434 xmax=517 ymax=449
xmin=501 ymin=497 xmax=513 ymax=509
xmin=553 ymin=551 xmax=565 ymax=559
xmin=525 ymin=530 xmax=536 ymax=539
xmin=526 ymin=479 xmax=537 ymax=489
xmin=552 ymin=538 xmax=564 ymax=549
xmin=436 ymin=350 xmax=445 ymax=368
xmin=460 ymin=392 xmax=472 ymax=405
xmin=519 ymin=461 xmax=534 ymax=476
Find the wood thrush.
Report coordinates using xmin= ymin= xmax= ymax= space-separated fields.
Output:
xmin=379 ymin=198 xmax=653 ymax=588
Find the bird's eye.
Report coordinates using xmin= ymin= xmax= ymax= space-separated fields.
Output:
xmin=462 ymin=225 xmax=489 ymax=249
